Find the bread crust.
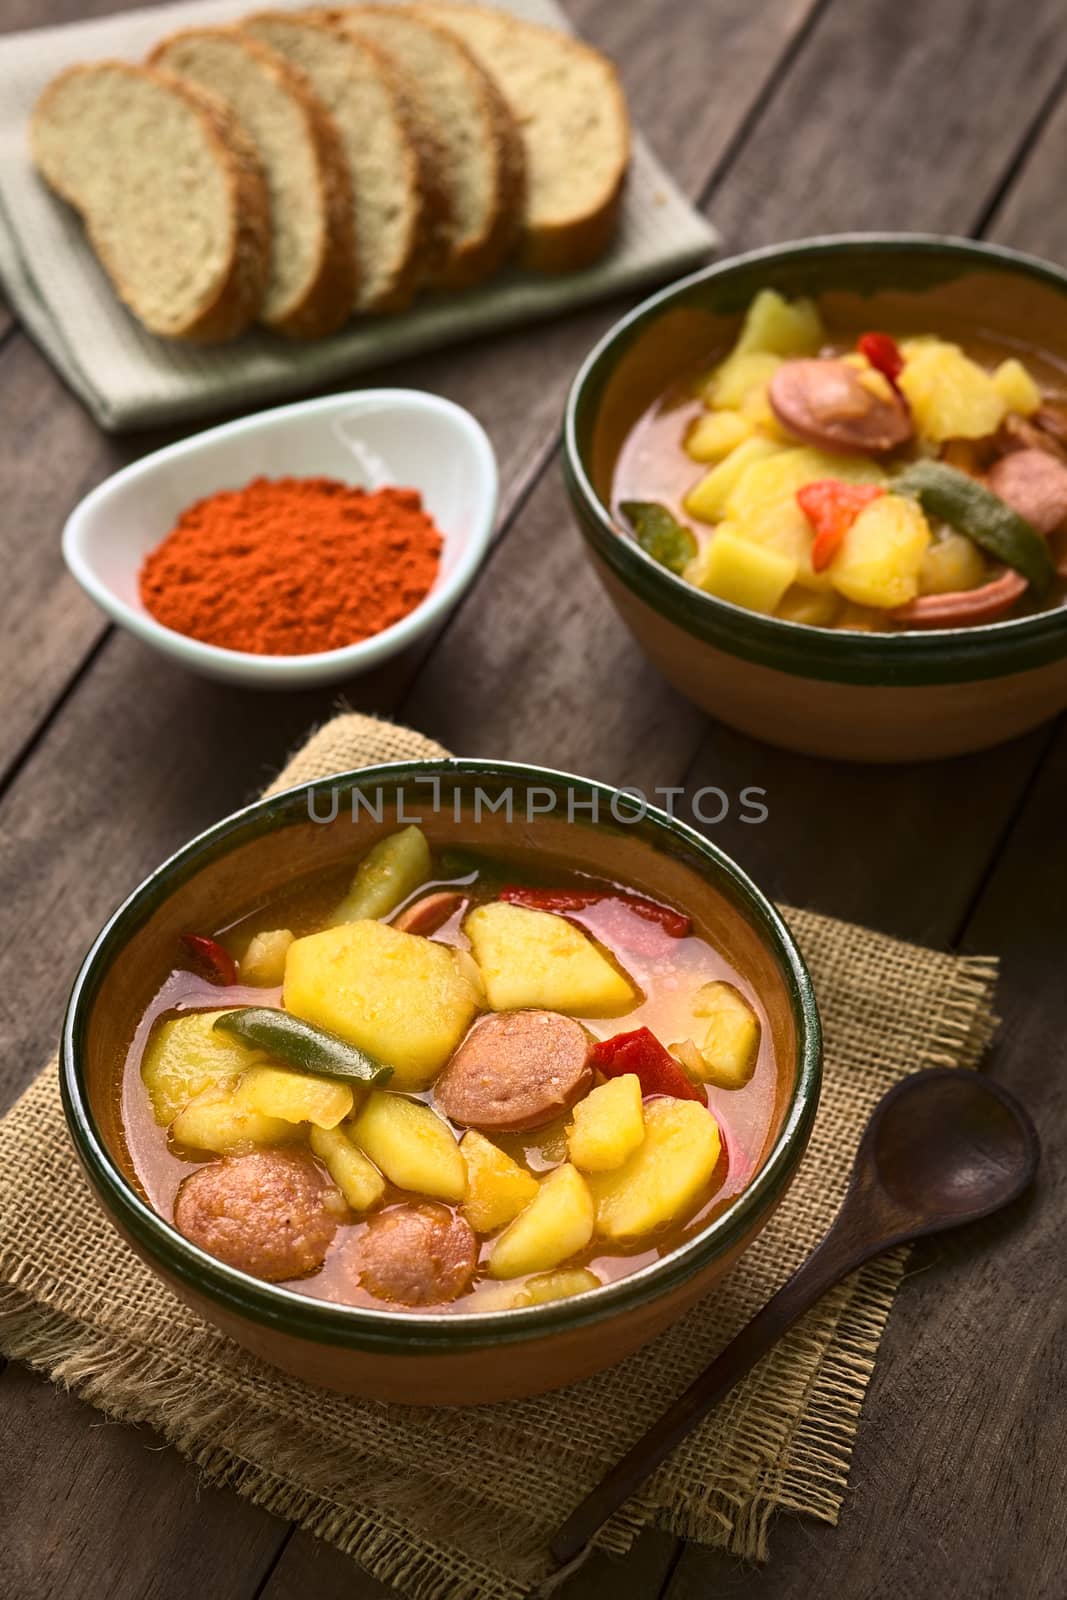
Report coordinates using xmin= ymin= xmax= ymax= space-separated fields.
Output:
xmin=31 ymin=61 xmax=271 ymax=342
xmin=452 ymin=46 xmax=525 ymax=287
xmin=338 ymin=5 xmax=524 ymax=289
xmin=149 ymin=28 xmax=358 ymax=338
xmin=243 ymin=12 xmax=429 ymax=315
xmin=354 ymin=35 xmax=442 ymax=310
xmin=387 ymin=71 xmax=454 ymax=288
xmin=417 ymin=2 xmax=630 ymax=274
xmin=516 ymin=52 xmax=629 ymax=274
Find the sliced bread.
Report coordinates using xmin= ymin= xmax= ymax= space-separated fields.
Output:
xmin=335 ymin=5 xmax=524 ymax=288
xmin=31 ymin=62 xmax=270 ymax=342
xmin=243 ymin=12 xmax=437 ymax=313
xmin=150 ymin=28 xmax=357 ymax=338
xmin=418 ymin=2 xmax=630 ymax=273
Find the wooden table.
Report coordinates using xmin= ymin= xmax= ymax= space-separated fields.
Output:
xmin=2 ymin=0 xmax=1065 ymax=1595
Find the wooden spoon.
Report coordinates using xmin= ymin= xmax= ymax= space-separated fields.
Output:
xmin=550 ymin=1068 xmax=1039 ymax=1568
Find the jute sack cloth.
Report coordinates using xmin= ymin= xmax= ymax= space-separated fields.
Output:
xmin=0 ymin=714 xmax=998 ymax=1600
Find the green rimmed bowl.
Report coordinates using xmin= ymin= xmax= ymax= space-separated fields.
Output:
xmin=62 ymin=760 xmax=821 ymax=1406
xmin=564 ymin=234 xmax=1067 ymax=762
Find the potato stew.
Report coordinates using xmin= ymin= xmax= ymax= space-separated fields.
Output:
xmin=614 ymin=289 xmax=1067 ymax=629
xmin=122 ymin=826 xmax=777 ymax=1313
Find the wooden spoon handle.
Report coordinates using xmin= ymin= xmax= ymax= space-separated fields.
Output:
xmin=550 ymin=1218 xmax=879 ymax=1568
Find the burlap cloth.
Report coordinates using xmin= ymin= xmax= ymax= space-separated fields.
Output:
xmin=0 ymin=714 xmax=998 ymax=1600
xmin=0 ymin=0 xmax=717 ymax=432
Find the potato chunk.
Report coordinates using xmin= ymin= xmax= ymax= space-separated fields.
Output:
xmin=733 ymin=288 xmax=825 ymax=359
xmin=691 ymin=529 xmax=796 ymax=614
xmin=460 ymin=1130 xmax=539 ymax=1234
xmin=830 ymin=494 xmax=931 ymax=609
xmin=683 ymin=436 xmax=781 ymax=523
xmin=992 ymin=358 xmax=1042 ymax=417
xmin=233 ymin=1064 xmax=353 ymax=1130
xmin=898 ymin=339 xmax=1007 ymax=441
xmin=283 ymin=919 xmax=482 ymax=1090
xmin=775 ymin=585 xmax=841 ymax=626
xmin=169 ymin=1083 xmax=295 ymax=1155
xmin=309 ymin=1124 xmax=386 ymax=1212
xmin=488 ymin=1163 xmax=595 ymax=1278
xmin=691 ymin=981 xmax=760 ymax=1089
xmin=330 ymin=825 xmax=433 ymax=924
xmin=513 ymin=1268 xmax=602 ymax=1306
xmin=464 ymin=902 xmax=637 ymax=1016
xmin=918 ymin=532 xmax=988 ymax=596
xmin=685 ymin=409 xmax=754 ymax=463
xmin=704 ymin=350 xmax=782 ymax=412
xmin=141 ymin=1009 xmax=263 ymax=1126
xmin=350 ymin=1091 xmax=467 ymax=1203
xmin=587 ymin=1098 xmax=721 ymax=1243
xmin=567 ymin=1074 xmax=645 ymax=1172
xmin=239 ymin=929 xmax=293 ymax=987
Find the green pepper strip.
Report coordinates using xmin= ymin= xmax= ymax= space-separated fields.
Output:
xmin=213 ymin=1008 xmax=394 ymax=1087
xmin=894 ymin=460 xmax=1054 ymax=596
xmin=619 ymin=500 xmax=697 ymax=576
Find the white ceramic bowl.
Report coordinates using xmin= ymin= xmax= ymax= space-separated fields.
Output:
xmin=62 ymin=389 xmax=499 ymax=688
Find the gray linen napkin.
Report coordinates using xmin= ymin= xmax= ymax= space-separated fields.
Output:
xmin=0 ymin=0 xmax=718 ymax=432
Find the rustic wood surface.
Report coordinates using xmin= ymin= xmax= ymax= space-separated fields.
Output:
xmin=1 ymin=1 xmax=1064 ymax=1597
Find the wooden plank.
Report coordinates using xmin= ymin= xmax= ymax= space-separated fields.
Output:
xmin=0 ymin=335 xmax=129 ymax=776
xmin=0 ymin=1364 xmax=286 ymax=1600
xmin=2 ymin=0 xmax=129 ymax=26
xmin=705 ymin=0 xmax=1067 ymax=248
xmin=261 ymin=1525 xmax=679 ymax=1600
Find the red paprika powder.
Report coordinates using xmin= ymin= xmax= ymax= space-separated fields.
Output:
xmin=139 ymin=476 xmax=443 ymax=655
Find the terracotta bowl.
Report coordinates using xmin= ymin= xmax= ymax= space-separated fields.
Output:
xmin=563 ymin=234 xmax=1067 ymax=762
xmin=62 ymin=761 xmax=821 ymax=1406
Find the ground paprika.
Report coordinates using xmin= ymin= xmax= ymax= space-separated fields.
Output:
xmin=139 ymin=476 xmax=443 ymax=655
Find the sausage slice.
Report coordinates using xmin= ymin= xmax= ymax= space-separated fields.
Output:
xmin=769 ymin=358 xmax=913 ymax=454
xmin=356 ymin=1203 xmax=477 ymax=1306
xmin=986 ymin=448 xmax=1067 ymax=537
xmin=435 ymin=1010 xmax=594 ymax=1133
xmin=174 ymin=1149 xmax=339 ymax=1281
xmin=392 ymin=890 xmax=464 ymax=937
xmin=892 ymin=567 xmax=1027 ymax=628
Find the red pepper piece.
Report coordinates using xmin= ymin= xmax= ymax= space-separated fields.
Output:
xmin=498 ymin=886 xmax=690 ymax=938
xmin=592 ymin=1027 xmax=705 ymax=1102
xmin=179 ymin=933 xmax=238 ymax=986
xmin=857 ymin=331 xmax=905 ymax=390
xmin=797 ymin=480 xmax=886 ymax=572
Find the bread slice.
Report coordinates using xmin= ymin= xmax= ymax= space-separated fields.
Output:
xmin=335 ymin=6 xmax=524 ymax=288
xmin=150 ymin=29 xmax=357 ymax=338
xmin=243 ymin=12 xmax=435 ymax=312
xmin=418 ymin=3 xmax=630 ymax=273
xmin=30 ymin=62 xmax=270 ymax=342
